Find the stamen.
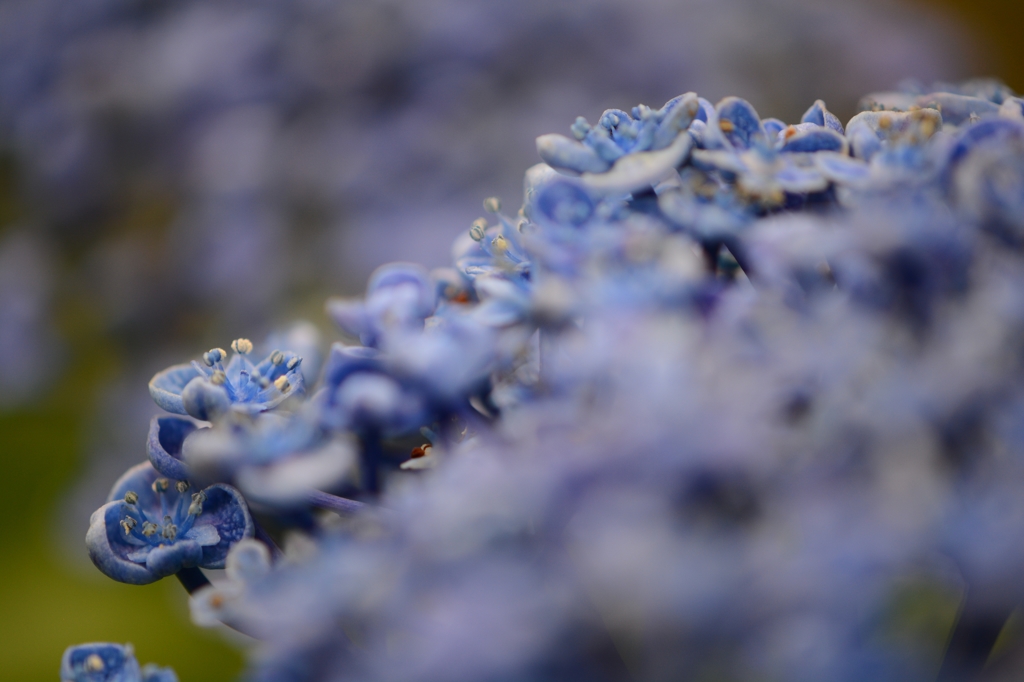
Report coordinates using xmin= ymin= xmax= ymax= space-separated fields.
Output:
xmin=483 ymin=197 xmax=501 ymax=213
xmin=85 ymin=654 xmax=104 ymax=672
xmin=491 ymin=234 xmax=509 ymax=255
xmin=286 ymin=356 xmax=301 ymax=371
xmin=210 ymin=370 xmax=227 ymax=386
xmin=203 ymin=348 xmax=226 ymax=366
xmin=270 ymin=350 xmax=284 ymax=365
xmin=879 ymin=115 xmax=892 ymax=130
xmin=124 ymin=491 xmax=139 ymax=505
xmin=274 ymin=376 xmax=291 ymax=393
xmin=470 ymin=218 xmax=487 ymax=241
xmin=121 ymin=517 xmax=137 ymax=535
xmin=176 ymin=480 xmax=190 ymax=493
xmin=189 ymin=491 xmax=206 ymax=516
xmin=410 ymin=444 xmax=432 ymax=459
xmin=152 ymin=478 xmax=170 ymax=493
xmin=719 ymin=119 xmax=735 ymax=133
xmin=231 ymin=338 xmax=254 ymax=354
xmin=162 ymin=517 xmax=178 ymax=541
xmin=141 ymin=522 xmax=159 ymax=537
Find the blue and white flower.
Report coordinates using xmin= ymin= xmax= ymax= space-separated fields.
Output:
xmin=86 ymin=463 xmax=253 ymax=584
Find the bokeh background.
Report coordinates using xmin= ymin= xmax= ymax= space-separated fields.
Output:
xmin=0 ymin=0 xmax=1020 ymax=679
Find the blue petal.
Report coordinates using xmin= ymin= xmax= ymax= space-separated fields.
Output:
xmin=946 ymin=118 xmax=1024 ymax=170
xmin=917 ymin=92 xmax=999 ymax=126
xmin=181 ymin=377 xmax=231 ymax=422
xmin=140 ymin=664 xmax=179 ymax=682
xmin=147 ymin=416 xmax=197 ymax=481
xmin=652 ymin=92 xmax=699 ymax=150
xmin=762 ymin=118 xmax=787 ymax=139
xmin=536 ymin=133 xmax=611 ymax=174
xmin=815 ymin=152 xmax=871 ymax=185
xmin=195 ymin=483 xmax=254 ymax=568
xmin=580 ymin=131 xmax=693 ymax=195
xmin=801 ymin=99 xmax=845 ymax=134
xmin=146 ymin=539 xmax=202 ymax=576
xmin=61 ymin=642 xmax=142 ymax=682
xmin=780 ymin=129 xmax=848 ymax=154
xmin=86 ymin=500 xmax=160 ymax=585
xmin=325 ymin=298 xmax=370 ymax=341
xmin=534 ymin=180 xmax=595 ymax=228
xmin=184 ymin=524 xmax=220 ymax=546
xmin=714 ymin=97 xmax=766 ymax=150
xmin=148 ymin=364 xmax=200 ymax=415
xmin=368 ymin=263 xmax=436 ymax=313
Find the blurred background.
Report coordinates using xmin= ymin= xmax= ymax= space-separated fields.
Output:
xmin=0 ymin=0 xmax=1020 ymax=678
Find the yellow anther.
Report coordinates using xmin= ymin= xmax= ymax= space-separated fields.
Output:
xmin=124 ymin=491 xmax=139 ymax=505
xmin=270 ymin=350 xmax=284 ymax=365
xmin=491 ymin=235 xmax=509 ymax=255
xmin=719 ymin=119 xmax=735 ymax=133
xmin=210 ymin=370 xmax=227 ymax=386
xmin=878 ymin=115 xmax=892 ymax=130
xmin=483 ymin=197 xmax=501 ymax=213
xmin=231 ymin=338 xmax=253 ymax=354
xmin=141 ymin=522 xmax=159 ymax=536
xmin=274 ymin=376 xmax=291 ymax=392
xmin=85 ymin=654 xmax=104 ymax=672
xmin=121 ymin=517 xmax=137 ymax=535
xmin=152 ymin=478 xmax=170 ymax=493
xmin=286 ymin=356 xmax=300 ymax=371
xmin=176 ymin=480 xmax=190 ymax=493
xmin=919 ymin=118 xmax=936 ymax=138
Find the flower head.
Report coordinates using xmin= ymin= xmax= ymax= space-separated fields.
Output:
xmin=86 ymin=463 xmax=253 ymax=584
xmin=149 ymin=339 xmax=305 ymax=421
xmin=60 ymin=643 xmax=176 ymax=682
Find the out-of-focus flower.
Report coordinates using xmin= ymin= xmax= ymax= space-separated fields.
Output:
xmin=60 ymin=643 xmax=176 ymax=682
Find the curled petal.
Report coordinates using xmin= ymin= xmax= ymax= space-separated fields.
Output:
xmin=801 ymin=99 xmax=845 ymax=134
xmin=536 ymin=133 xmax=611 ymax=175
xmin=194 ymin=484 xmax=255 ymax=568
xmin=181 ymin=377 xmax=231 ymax=422
xmin=713 ymin=97 xmax=767 ymax=150
xmin=580 ymin=131 xmax=692 ymax=195
xmin=148 ymin=364 xmax=200 ymax=415
xmin=780 ymin=128 xmax=848 ymax=154
xmin=146 ymin=539 xmax=203 ymax=576
xmin=86 ymin=500 xmax=161 ymax=585
xmin=147 ymin=415 xmax=197 ymax=481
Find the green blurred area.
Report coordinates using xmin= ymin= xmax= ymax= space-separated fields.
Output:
xmin=0 ymin=322 xmax=244 ymax=681
xmin=924 ymin=0 xmax=1024 ymax=94
xmin=0 ymin=2 xmax=1020 ymax=679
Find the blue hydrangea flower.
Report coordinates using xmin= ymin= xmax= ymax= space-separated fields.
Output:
xmin=327 ymin=263 xmax=438 ymax=347
xmin=149 ymin=338 xmax=305 ymax=421
xmin=60 ymin=643 xmax=176 ymax=682
xmin=537 ymin=92 xmax=701 ymax=175
xmin=317 ymin=344 xmax=429 ymax=436
xmin=86 ymin=463 xmax=253 ymax=584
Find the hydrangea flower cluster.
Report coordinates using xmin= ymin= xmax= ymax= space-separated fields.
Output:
xmin=70 ymin=79 xmax=1024 ymax=681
